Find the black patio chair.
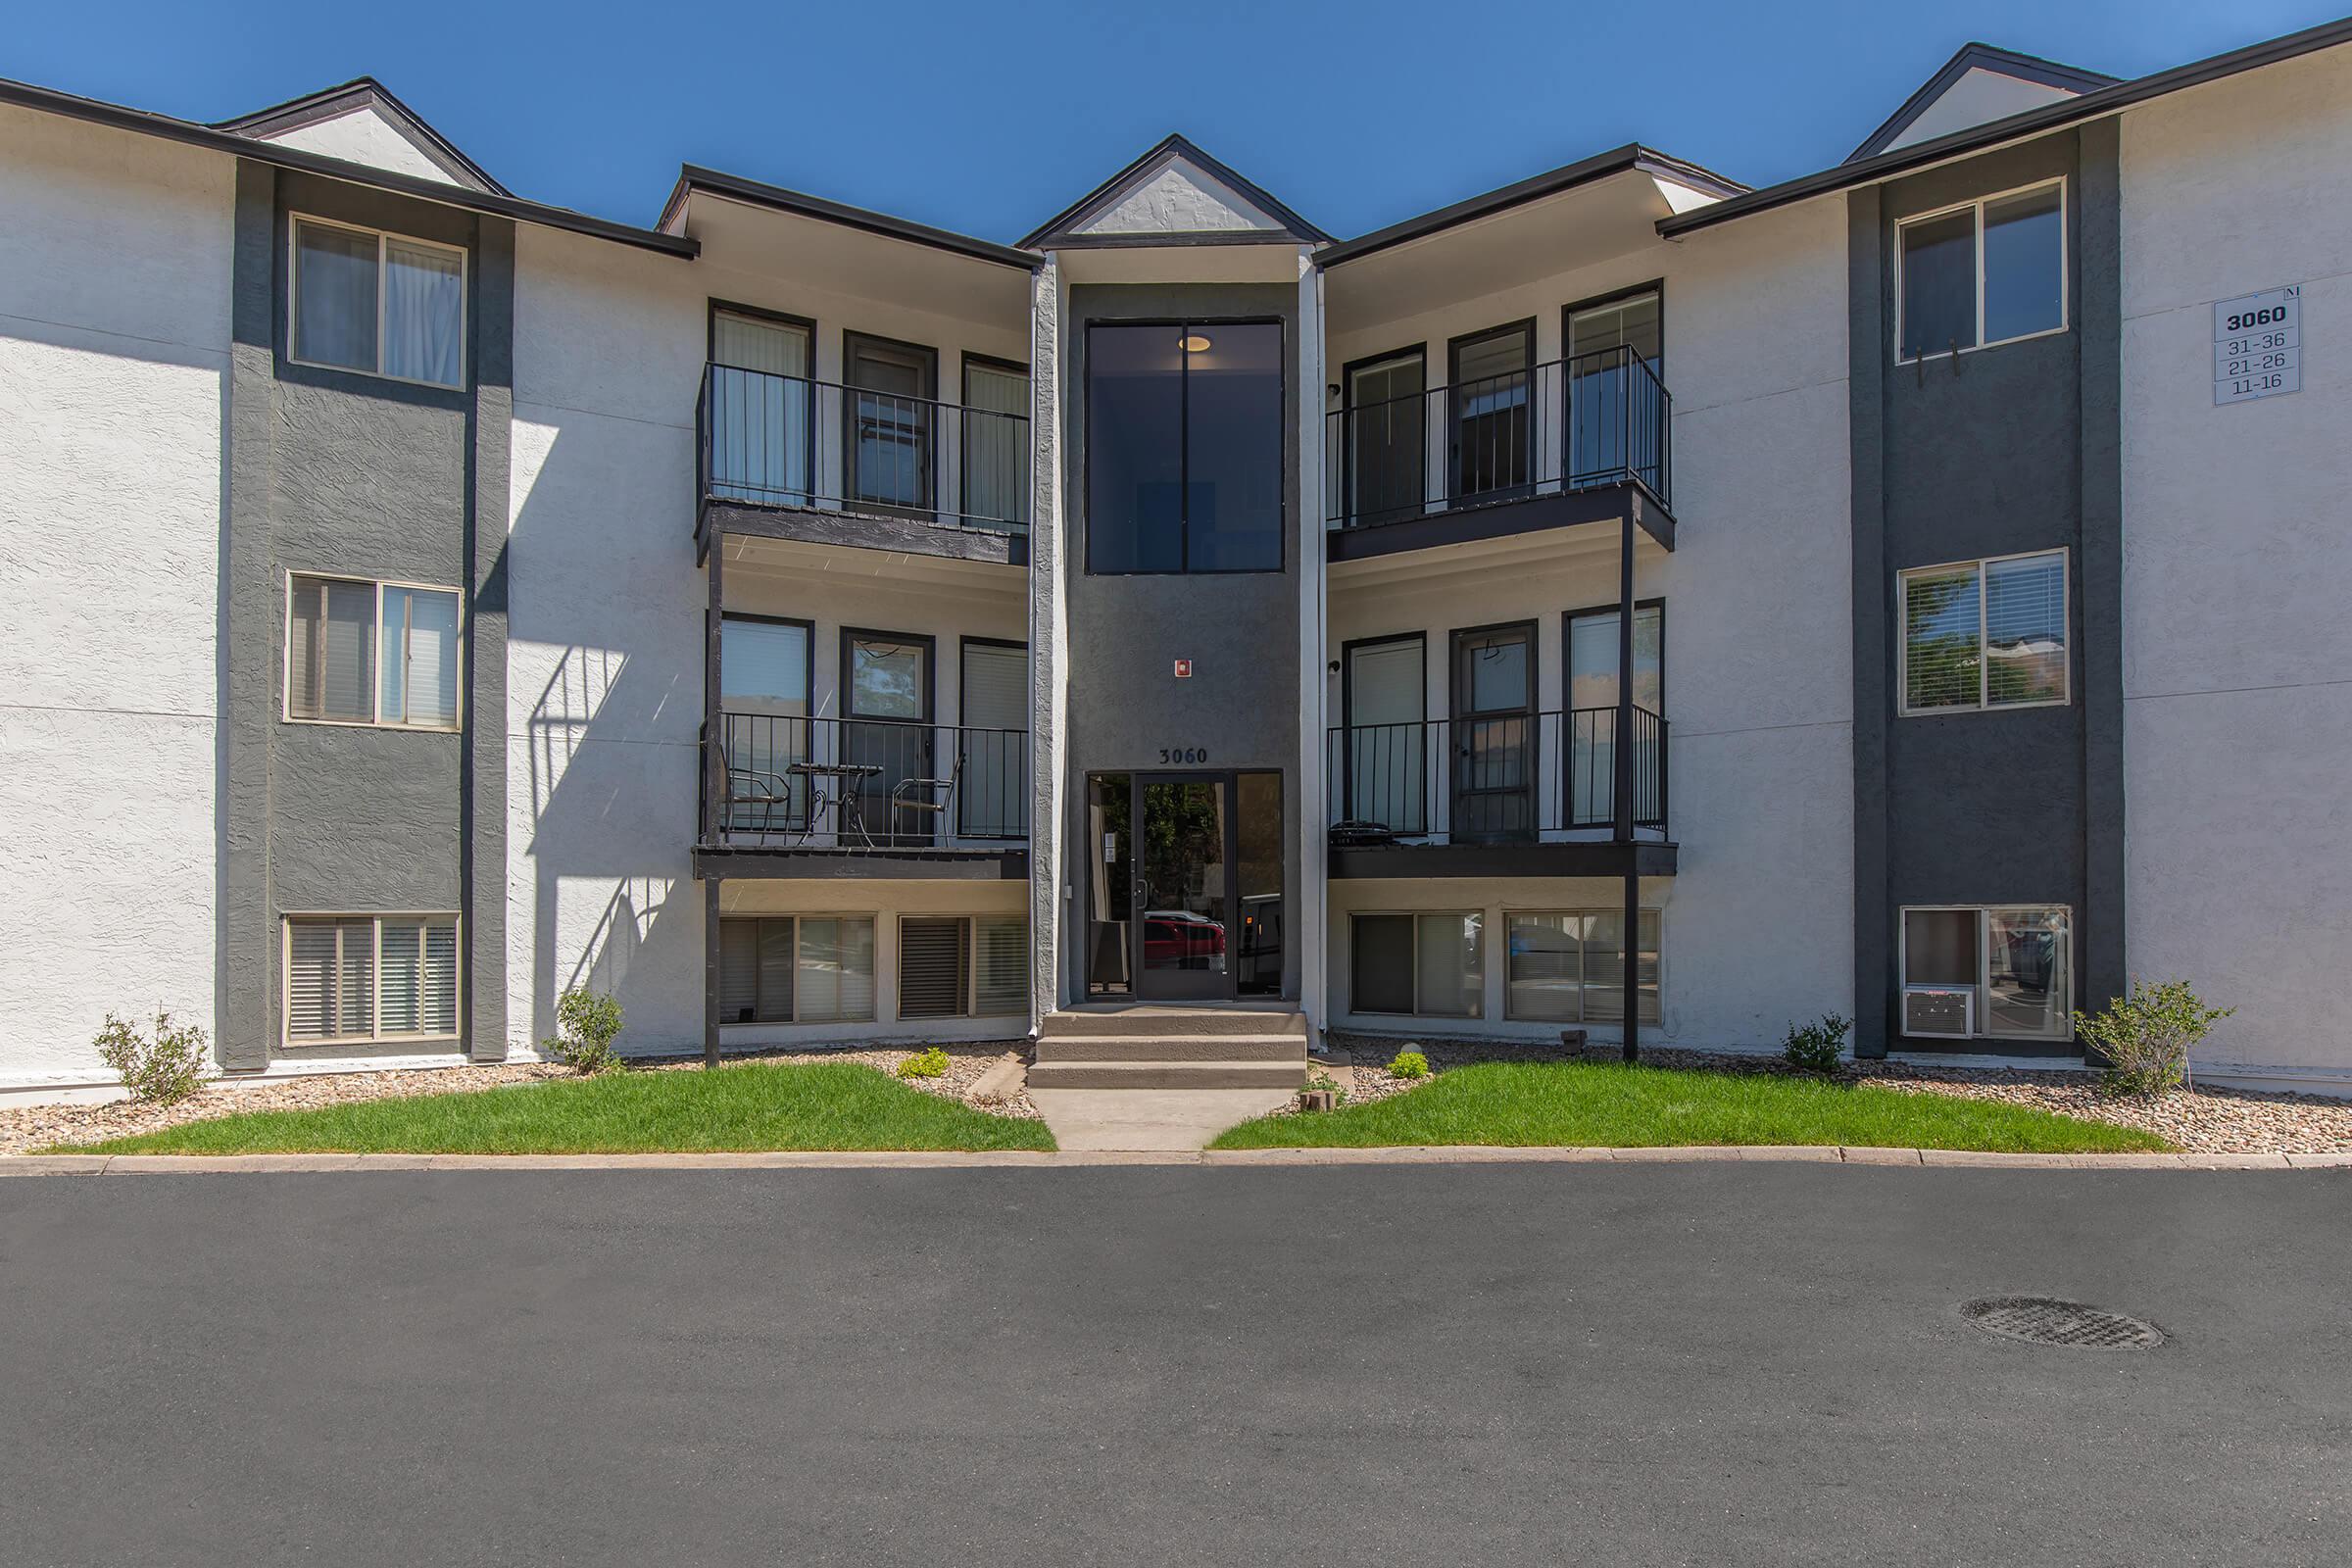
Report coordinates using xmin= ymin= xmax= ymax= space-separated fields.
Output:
xmin=888 ymin=755 xmax=963 ymax=848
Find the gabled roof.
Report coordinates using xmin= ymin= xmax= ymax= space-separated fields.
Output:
xmin=1846 ymin=43 xmax=2119 ymax=164
xmin=660 ymin=165 xmax=1041 ymax=270
xmin=1320 ymin=144 xmax=1745 ymax=268
xmin=215 ymin=75 xmax=509 ymax=194
xmin=1020 ymin=133 xmax=1330 ymax=249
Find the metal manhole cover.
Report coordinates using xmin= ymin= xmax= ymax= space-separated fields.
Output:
xmin=1961 ymin=1297 xmax=2163 ymax=1349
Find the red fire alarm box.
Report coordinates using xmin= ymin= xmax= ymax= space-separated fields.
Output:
xmin=1172 ymin=659 xmax=1193 ymax=678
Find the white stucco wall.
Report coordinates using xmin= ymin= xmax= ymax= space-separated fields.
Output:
xmin=255 ymin=106 xmax=461 ymax=186
xmin=0 ymin=106 xmax=231 ymax=1087
xmin=506 ymin=223 xmax=1031 ymax=1055
xmin=2118 ymin=45 xmax=2352 ymax=1088
xmin=1322 ymin=198 xmax=1855 ymax=1049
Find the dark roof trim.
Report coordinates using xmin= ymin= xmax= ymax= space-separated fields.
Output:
xmin=214 ymin=75 xmax=511 ymax=195
xmin=1847 ymin=43 xmax=2119 ymax=164
xmin=1318 ymin=145 xmax=1747 ymax=269
xmin=0 ymin=75 xmax=697 ymax=257
xmin=1020 ymin=133 xmax=1332 ymax=249
xmin=1663 ymin=16 xmax=2352 ymax=237
xmin=662 ymin=166 xmax=1041 ymax=270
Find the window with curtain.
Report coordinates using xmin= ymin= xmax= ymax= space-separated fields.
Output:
xmin=717 ymin=915 xmax=877 ymax=1025
xmin=1349 ymin=912 xmax=1483 ymax=1018
xmin=895 ymin=915 xmax=1030 ymax=1020
xmin=284 ymin=914 xmax=458 ymax=1045
xmin=291 ymin=218 xmax=466 ymax=387
xmin=720 ymin=616 xmax=812 ymax=827
xmin=961 ymin=360 xmax=1031 ymax=528
xmin=287 ymin=574 xmax=462 ymax=728
xmin=1506 ymin=910 xmax=1661 ymax=1025
xmin=958 ymin=640 xmax=1028 ymax=840
xmin=709 ymin=308 xmax=813 ymax=505
xmin=1900 ymin=551 xmax=2067 ymax=714
xmin=1897 ymin=181 xmax=2066 ymax=361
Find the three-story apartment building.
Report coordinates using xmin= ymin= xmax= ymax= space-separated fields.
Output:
xmin=4 ymin=18 xmax=2349 ymax=1098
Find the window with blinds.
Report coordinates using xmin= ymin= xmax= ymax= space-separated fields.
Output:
xmin=285 ymin=914 xmax=459 ymax=1045
xmin=1349 ymin=912 xmax=1483 ymax=1018
xmin=1503 ymin=910 xmax=1661 ymax=1025
xmin=716 ymin=915 xmax=877 ymax=1025
xmin=896 ymin=914 xmax=1029 ymax=1020
xmin=287 ymin=574 xmax=462 ymax=728
xmin=1899 ymin=551 xmax=2067 ymax=714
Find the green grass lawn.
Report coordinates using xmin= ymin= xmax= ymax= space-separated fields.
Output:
xmin=64 ymin=1061 xmax=1056 ymax=1155
xmin=1211 ymin=1060 xmax=2170 ymax=1153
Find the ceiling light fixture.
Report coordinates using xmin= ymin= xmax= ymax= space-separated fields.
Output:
xmin=1179 ymin=332 xmax=1212 ymax=353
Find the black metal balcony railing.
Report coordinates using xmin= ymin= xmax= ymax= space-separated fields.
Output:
xmin=1326 ymin=345 xmax=1671 ymax=530
xmin=1327 ymin=706 xmax=1666 ymax=844
xmin=703 ymin=711 xmax=1028 ymax=850
xmin=696 ymin=365 xmax=1030 ymax=535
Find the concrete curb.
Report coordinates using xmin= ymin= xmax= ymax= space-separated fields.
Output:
xmin=4 ymin=1147 xmax=2347 ymax=1174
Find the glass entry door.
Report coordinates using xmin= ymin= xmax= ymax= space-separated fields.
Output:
xmin=1087 ymin=771 xmax=1285 ymax=1002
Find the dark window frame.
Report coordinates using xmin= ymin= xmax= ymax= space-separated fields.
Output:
xmin=1083 ymin=315 xmax=1289 ymax=576
xmin=958 ymin=351 xmax=1031 ymax=526
xmin=841 ymin=329 xmax=941 ymax=516
xmin=1562 ymin=597 xmax=1668 ymax=710
xmin=1560 ymin=280 xmax=1667 ymax=377
xmin=840 ymin=626 xmax=938 ymax=724
xmin=1339 ymin=342 xmax=1429 ymax=524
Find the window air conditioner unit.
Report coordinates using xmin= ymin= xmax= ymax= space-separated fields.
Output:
xmin=1903 ymin=986 xmax=1974 ymax=1040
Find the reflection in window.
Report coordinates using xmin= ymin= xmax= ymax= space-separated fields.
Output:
xmin=1087 ymin=320 xmax=1283 ymax=573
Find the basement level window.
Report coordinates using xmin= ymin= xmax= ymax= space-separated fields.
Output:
xmin=290 ymin=216 xmax=466 ymax=388
xmin=285 ymin=914 xmax=460 ymax=1046
xmin=1900 ymin=906 xmax=2072 ymax=1043
xmin=1896 ymin=179 xmax=2065 ymax=361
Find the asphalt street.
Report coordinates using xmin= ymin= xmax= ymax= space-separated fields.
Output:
xmin=3 ymin=1164 xmax=2346 ymax=1566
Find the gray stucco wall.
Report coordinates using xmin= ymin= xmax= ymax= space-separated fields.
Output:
xmin=219 ymin=161 xmax=511 ymax=1066
xmin=1060 ymin=282 xmax=1303 ymax=1003
xmin=1848 ymin=130 xmax=2124 ymax=1056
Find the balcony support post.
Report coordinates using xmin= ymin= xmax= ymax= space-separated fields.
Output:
xmin=704 ymin=536 xmax=724 ymax=1069
xmin=1617 ymin=510 xmax=1640 ymax=1062
xmin=703 ymin=876 xmax=722 ymax=1070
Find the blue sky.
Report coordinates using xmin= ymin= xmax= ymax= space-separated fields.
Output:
xmin=10 ymin=0 xmax=2338 ymax=241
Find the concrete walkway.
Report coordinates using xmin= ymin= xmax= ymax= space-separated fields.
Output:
xmin=1026 ymin=1087 xmax=1298 ymax=1150
xmin=4 ymin=1146 xmax=2347 ymax=1173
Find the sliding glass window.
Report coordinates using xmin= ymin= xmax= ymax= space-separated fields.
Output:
xmin=1087 ymin=320 xmax=1284 ymax=573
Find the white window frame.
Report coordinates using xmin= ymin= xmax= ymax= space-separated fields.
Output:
xmin=1895 ymin=548 xmax=2070 ymax=717
xmin=282 ymin=570 xmax=466 ymax=731
xmin=1348 ymin=909 xmax=1484 ymax=1019
xmin=1897 ymin=905 xmax=2074 ymax=1044
xmin=1892 ymin=176 xmax=2068 ymax=365
xmin=281 ymin=911 xmax=463 ymax=1049
xmin=717 ymin=912 xmax=879 ymax=1026
xmin=287 ymin=214 xmax=469 ymax=389
xmin=1501 ymin=906 xmax=1664 ymax=1025
xmin=894 ymin=913 xmax=1029 ymax=1021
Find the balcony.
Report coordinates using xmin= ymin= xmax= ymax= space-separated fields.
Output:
xmin=1326 ymin=707 xmax=1676 ymax=878
xmin=696 ymin=712 xmax=1029 ymax=880
xmin=1325 ymin=345 xmax=1674 ymax=562
xmin=694 ymin=365 xmax=1030 ymax=564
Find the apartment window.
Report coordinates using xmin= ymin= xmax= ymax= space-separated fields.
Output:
xmin=897 ymin=915 xmax=1029 ymax=1020
xmin=716 ymin=915 xmax=877 ymax=1024
xmin=290 ymin=217 xmax=466 ymax=387
xmin=1899 ymin=551 xmax=2067 ymax=714
xmin=286 ymin=573 xmax=462 ymax=728
xmin=1504 ymin=910 xmax=1661 ymax=1026
xmin=284 ymin=914 xmax=459 ymax=1045
xmin=1901 ymin=906 xmax=2072 ymax=1042
xmin=1350 ymin=912 xmax=1483 ymax=1018
xmin=1087 ymin=319 xmax=1284 ymax=574
xmin=1896 ymin=180 xmax=2066 ymax=361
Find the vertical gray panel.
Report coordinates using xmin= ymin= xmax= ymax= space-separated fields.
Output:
xmin=2076 ymin=120 xmax=2127 ymax=1033
xmin=1847 ymin=184 xmax=1890 ymax=1058
xmin=466 ymin=217 xmax=514 ymax=1060
xmin=220 ymin=159 xmax=279 ymax=1070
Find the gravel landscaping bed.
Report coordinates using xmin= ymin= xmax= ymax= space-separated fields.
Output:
xmin=0 ymin=1042 xmax=1038 ymax=1155
xmin=1317 ymin=1031 xmax=2352 ymax=1153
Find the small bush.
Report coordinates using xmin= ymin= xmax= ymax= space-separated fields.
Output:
xmin=2077 ymin=980 xmax=2232 ymax=1099
xmin=897 ymin=1047 xmax=950 ymax=1080
xmin=543 ymin=989 xmax=626 ymax=1076
xmin=1783 ymin=1013 xmax=1850 ymax=1075
xmin=94 ymin=1009 xmax=211 ymax=1105
xmin=1387 ymin=1050 xmax=1431 ymax=1080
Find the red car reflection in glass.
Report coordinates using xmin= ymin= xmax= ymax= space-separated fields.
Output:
xmin=1144 ymin=911 xmax=1225 ymax=968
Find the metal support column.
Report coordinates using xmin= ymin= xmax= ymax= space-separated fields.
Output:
xmin=1616 ymin=512 xmax=1640 ymax=1062
xmin=704 ymin=537 xmax=724 ymax=1068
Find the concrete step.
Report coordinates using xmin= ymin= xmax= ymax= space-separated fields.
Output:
xmin=1024 ymin=1058 xmax=1308 ymax=1091
xmin=1033 ymin=1034 xmax=1307 ymax=1063
xmin=1039 ymin=1007 xmax=1306 ymax=1040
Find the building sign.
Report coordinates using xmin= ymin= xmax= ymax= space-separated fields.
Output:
xmin=2215 ymin=285 xmax=2301 ymax=405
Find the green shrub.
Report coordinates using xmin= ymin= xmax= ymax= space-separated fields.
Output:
xmin=897 ymin=1047 xmax=950 ymax=1080
xmin=94 ymin=1008 xmax=211 ymax=1105
xmin=1783 ymin=1013 xmax=1850 ymax=1075
xmin=2076 ymin=980 xmax=2232 ymax=1098
xmin=543 ymin=989 xmax=626 ymax=1076
xmin=1387 ymin=1050 xmax=1431 ymax=1080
